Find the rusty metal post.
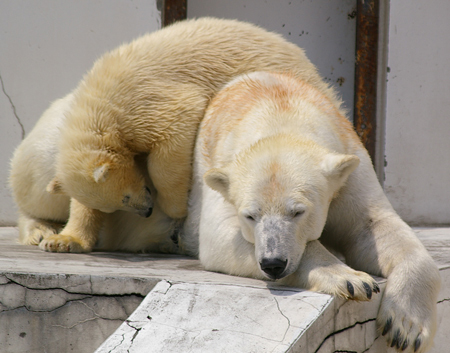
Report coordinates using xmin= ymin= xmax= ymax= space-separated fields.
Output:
xmin=354 ymin=0 xmax=379 ymax=164
xmin=163 ymin=0 xmax=187 ymax=27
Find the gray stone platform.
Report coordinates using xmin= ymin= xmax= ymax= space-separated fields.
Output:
xmin=0 ymin=227 xmax=449 ymax=353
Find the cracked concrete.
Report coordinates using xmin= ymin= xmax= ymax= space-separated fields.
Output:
xmin=0 ymin=227 xmax=449 ymax=352
xmin=0 ymin=274 xmax=144 ymax=353
xmin=96 ymin=280 xmax=335 ymax=352
xmin=314 ymin=318 xmax=378 ymax=353
xmin=0 ymin=72 xmax=25 ymax=140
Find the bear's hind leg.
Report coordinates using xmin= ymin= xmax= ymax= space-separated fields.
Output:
xmin=18 ymin=213 xmax=64 ymax=245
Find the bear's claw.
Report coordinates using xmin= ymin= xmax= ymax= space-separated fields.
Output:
xmin=414 ymin=336 xmax=422 ymax=352
xmin=363 ymin=282 xmax=372 ymax=299
xmin=346 ymin=281 xmax=354 ymax=297
xmin=390 ymin=329 xmax=401 ymax=348
xmin=373 ymin=282 xmax=380 ymax=293
xmin=382 ymin=317 xmax=393 ymax=336
xmin=401 ymin=338 xmax=409 ymax=351
xmin=381 ymin=315 xmax=424 ymax=352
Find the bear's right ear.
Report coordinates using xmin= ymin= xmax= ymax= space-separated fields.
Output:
xmin=204 ymin=168 xmax=230 ymax=198
xmin=321 ymin=153 xmax=360 ymax=186
xmin=46 ymin=177 xmax=65 ymax=194
xmin=93 ymin=164 xmax=110 ymax=184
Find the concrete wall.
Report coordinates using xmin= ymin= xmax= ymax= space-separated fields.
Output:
xmin=0 ymin=0 xmax=161 ymax=225
xmin=384 ymin=1 xmax=450 ymax=225
xmin=188 ymin=0 xmax=357 ymax=119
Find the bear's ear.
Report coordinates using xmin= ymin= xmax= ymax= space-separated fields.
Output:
xmin=46 ymin=177 xmax=65 ymax=194
xmin=93 ymin=164 xmax=110 ymax=184
xmin=204 ymin=168 xmax=230 ymax=198
xmin=321 ymin=153 xmax=360 ymax=184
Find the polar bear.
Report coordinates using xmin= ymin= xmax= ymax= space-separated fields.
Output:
xmin=10 ymin=17 xmax=337 ymax=253
xmin=9 ymin=93 xmax=178 ymax=253
xmin=181 ymin=72 xmax=441 ymax=352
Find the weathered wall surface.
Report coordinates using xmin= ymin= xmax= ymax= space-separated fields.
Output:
xmin=0 ymin=0 xmax=161 ymax=225
xmin=383 ymin=1 xmax=450 ymax=225
xmin=188 ymin=0 xmax=357 ymax=119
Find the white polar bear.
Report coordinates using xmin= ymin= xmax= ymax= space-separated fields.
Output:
xmin=10 ymin=17 xmax=337 ymax=253
xmin=9 ymin=93 xmax=178 ymax=253
xmin=181 ymin=72 xmax=441 ymax=353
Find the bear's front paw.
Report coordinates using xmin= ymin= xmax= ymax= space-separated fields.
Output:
xmin=39 ymin=234 xmax=92 ymax=253
xmin=377 ymin=298 xmax=435 ymax=353
xmin=306 ymin=264 xmax=380 ymax=301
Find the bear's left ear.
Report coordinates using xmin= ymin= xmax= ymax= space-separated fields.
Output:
xmin=46 ymin=177 xmax=65 ymax=194
xmin=321 ymin=153 xmax=360 ymax=185
xmin=93 ymin=164 xmax=110 ymax=184
xmin=204 ymin=168 xmax=230 ymax=199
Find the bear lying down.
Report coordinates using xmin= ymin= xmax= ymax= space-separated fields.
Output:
xmin=9 ymin=18 xmax=440 ymax=353
xmin=180 ymin=72 xmax=440 ymax=353
xmin=10 ymin=17 xmax=335 ymax=253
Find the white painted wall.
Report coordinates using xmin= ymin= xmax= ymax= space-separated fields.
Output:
xmin=0 ymin=0 xmax=161 ymax=225
xmin=384 ymin=1 xmax=450 ymax=225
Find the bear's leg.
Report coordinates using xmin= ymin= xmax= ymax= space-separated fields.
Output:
xmin=39 ymin=198 xmax=103 ymax=253
xmin=18 ymin=213 xmax=64 ymax=245
xmin=324 ymin=163 xmax=441 ymax=353
xmin=280 ymin=240 xmax=379 ymax=301
xmin=343 ymin=215 xmax=440 ymax=353
xmin=147 ymin=138 xmax=195 ymax=220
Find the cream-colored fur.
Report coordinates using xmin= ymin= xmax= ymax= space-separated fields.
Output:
xmin=9 ymin=93 xmax=177 ymax=253
xmin=181 ymin=72 xmax=441 ymax=353
xmin=11 ymin=17 xmax=337 ymax=253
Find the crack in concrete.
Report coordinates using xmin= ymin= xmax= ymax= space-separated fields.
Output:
xmin=273 ymin=296 xmax=291 ymax=342
xmin=2 ymin=274 xmax=146 ymax=299
xmin=109 ymin=333 xmax=126 ymax=353
xmin=0 ymin=72 xmax=25 ymax=139
xmin=51 ymin=316 xmax=123 ymax=330
xmin=313 ymin=318 xmax=377 ymax=353
xmin=0 ymin=295 xmax=90 ymax=314
xmin=437 ymin=298 xmax=450 ymax=304
xmin=125 ymin=320 xmax=143 ymax=353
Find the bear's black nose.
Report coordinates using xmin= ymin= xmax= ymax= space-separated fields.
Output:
xmin=138 ymin=207 xmax=153 ymax=218
xmin=144 ymin=207 xmax=153 ymax=218
xmin=260 ymin=258 xmax=288 ymax=280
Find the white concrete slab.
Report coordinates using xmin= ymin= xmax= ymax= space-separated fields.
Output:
xmin=96 ymin=281 xmax=334 ymax=353
xmin=1 ymin=227 xmax=449 ymax=353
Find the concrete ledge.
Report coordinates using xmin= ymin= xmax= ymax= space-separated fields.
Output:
xmin=0 ymin=227 xmax=449 ymax=353
xmin=95 ymin=280 xmax=389 ymax=353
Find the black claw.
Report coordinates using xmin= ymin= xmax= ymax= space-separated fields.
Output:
xmin=363 ymin=282 xmax=372 ymax=299
xmin=347 ymin=281 xmax=355 ymax=297
xmin=373 ymin=282 xmax=380 ymax=293
xmin=396 ymin=336 xmax=404 ymax=350
xmin=382 ymin=317 xmax=393 ymax=336
xmin=414 ymin=337 xmax=422 ymax=352
xmin=401 ymin=338 xmax=409 ymax=351
xmin=391 ymin=329 xmax=401 ymax=348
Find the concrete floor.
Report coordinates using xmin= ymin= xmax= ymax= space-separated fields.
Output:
xmin=0 ymin=227 xmax=449 ymax=353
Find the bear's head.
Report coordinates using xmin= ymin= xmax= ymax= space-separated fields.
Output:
xmin=48 ymin=151 xmax=153 ymax=218
xmin=204 ymin=136 xmax=359 ymax=280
